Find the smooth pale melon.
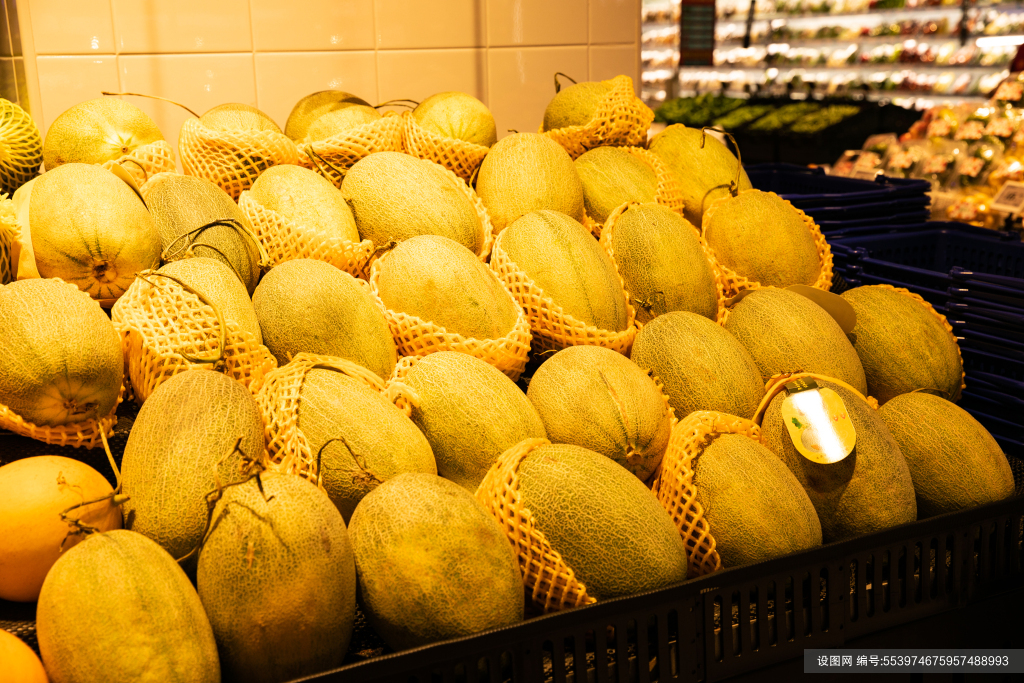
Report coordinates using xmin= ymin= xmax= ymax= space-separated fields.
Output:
xmin=694 ymin=433 xmax=821 ymax=567
xmin=725 ymin=288 xmax=868 ymax=395
xmin=30 ymin=163 xmax=161 ymax=300
xmin=306 ymin=105 xmax=382 ymax=142
xmin=515 ymin=443 xmax=688 ymax=599
xmin=542 ymin=81 xmax=614 ymax=131
xmin=0 ymin=456 xmax=122 ymax=602
xmin=841 ymin=286 xmax=963 ymax=404
xmin=413 ymin=92 xmax=497 ymax=147
xmin=348 ymin=473 xmax=523 ymax=651
xmin=142 ymin=173 xmax=261 ymax=294
xmin=120 ymin=370 xmax=265 ymax=571
xmin=286 ymin=90 xmax=374 ymax=141
xmin=0 ymin=279 xmax=123 ymax=426
xmin=527 ymin=346 xmax=671 ymax=481
xmin=609 ymin=203 xmax=718 ymax=323
xmin=376 ymin=235 xmax=520 ymax=341
xmin=648 ymin=124 xmax=753 ymax=227
xmin=156 ymin=257 xmax=262 ymax=344
xmin=630 ymin=312 xmax=765 ymax=420
xmin=197 ymin=474 xmax=356 ymax=683
xmin=878 ymin=392 xmax=1014 ymax=518
xmin=42 ymin=98 xmax=164 ymax=169
xmin=703 ymin=190 xmax=821 ymax=288
xmin=0 ymin=630 xmax=47 ymax=683
xmin=37 ymin=530 xmax=219 ymax=683
xmin=574 ymin=147 xmax=658 ymax=224
xmin=200 ymin=103 xmax=280 ymax=133
xmin=761 ymin=378 xmax=917 ymax=542
xmin=401 ymin=352 xmax=546 ymax=491
xmin=475 ymin=132 xmax=586 ymax=232
xmin=501 ymin=209 xmax=628 ymax=331
xmin=297 ymin=367 xmax=436 ymax=521
xmin=248 ymin=164 xmax=359 ymax=243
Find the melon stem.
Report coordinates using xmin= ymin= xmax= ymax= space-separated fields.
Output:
xmin=101 ymin=91 xmax=199 ymax=118
xmin=553 ymin=72 xmax=578 ymax=94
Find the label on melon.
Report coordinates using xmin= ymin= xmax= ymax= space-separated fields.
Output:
xmin=780 ymin=380 xmax=855 ymax=464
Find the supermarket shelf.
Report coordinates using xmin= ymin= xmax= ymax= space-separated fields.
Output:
xmin=706 ymin=64 xmax=1008 ymax=74
xmin=718 ymin=6 xmax=962 ymax=29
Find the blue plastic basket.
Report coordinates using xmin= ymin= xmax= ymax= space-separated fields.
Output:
xmin=962 ymin=346 xmax=1024 ymax=382
xmin=817 ymin=210 xmax=932 ymax=232
xmin=824 ymin=221 xmax=1014 ymax=240
xmin=745 ymin=164 xmax=931 ymax=208
xmin=803 ymin=196 xmax=932 ymax=222
xmin=830 ymin=229 xmax=1024 ymax=278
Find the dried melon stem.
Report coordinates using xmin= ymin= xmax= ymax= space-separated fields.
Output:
xmin=698 ymin=127 xmax=743 ymax=218
xmin=102 ymin=90 xmax=199 ymax=118
xmin=553 ymin=72 xmax=578 ymax=93
xmin=59 ymin=427 xmax=126 ymax=547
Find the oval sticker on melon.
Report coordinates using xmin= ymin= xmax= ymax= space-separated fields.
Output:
xmin=780 ymin=378 xmax=856 ymax=464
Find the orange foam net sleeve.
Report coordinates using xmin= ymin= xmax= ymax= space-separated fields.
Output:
xmin=0 ymin=195 xmax=16 ymax=284
xmin=541 ymin=76 xmax=654 ymax=160
xmin=0 ymin=99 xmax=42 ymax=196
xmin=403 ymin=115 xmax=489 ymax=184
xmin=300 ymin=112 xmax=407 ymax=188
xmin=102 ymin=140 xmax=177 ymax=188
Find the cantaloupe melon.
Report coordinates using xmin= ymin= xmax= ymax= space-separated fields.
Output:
xmin=199 ymin=103 xmax=280 ymax=133
xmin=30 ymin=163 xmax=161 ymax=300
xmin=285 ymin=90 xmax=374 ymax=141
xmin=348 ymin=473 xmax=523 ymax=651
xmin=120 ymin=369 xmax=265 ymax=570
xmin=542 ymin=81 xmax=614 ymax=131
xmin=0 ymin=98 xmax=43 ymax=197
xmin=500 ymin=210 xmax=628 ymax=331
xmin=475 ymin=133 xmax=586 ymax=232
xmin=376 ymin=235 xmax=520 ymax=341
xmin=630 ymin=312 xmax=765 ymax=420
xmin=157 ymin=257 xmax=262 ymax=344
xmin=606 ymin=203 xmax=718 ymax=323
xmin=574 ymin=147 xmax=658 ymax=224
xmin=0 ymin=456 xmax=122 ymax=602
xmin=42 ymin=98 xmax=164 ymax=169
xmin=761 ymin=378 xmax=917 ymax=542
xmin=197 ymin=473 xmax=356 ymax=683
xmin=0 ymin=278 xmax=123 ymax=426
xmin=694 ymin=433 xmax=821 ymax=567
xmin=248 ymin=164 xmax=360 ymax=243
xmin=0 ymin=629 xmax=48 ymax=683
xmin=413 ymin=92 xmax=497 ymax=147
xmin=878 ymin=392 xmax=1014 ymax=518
xmin=37 ymin=530 xmax=219 ymax=683
xmin=306 ymin=105 xmax=382 ymax=142
xmin=399 ymin=352 xmax=546 ymax=491
xmin=841 ymin=286 xmax=963 ymax=404
xmin=527 ymin=346 xmax=671 ymax=481
xmin=725 ymin=288 xmax=868 ymax=395
xmin=341 ymin=152 xmax=485 ymax=254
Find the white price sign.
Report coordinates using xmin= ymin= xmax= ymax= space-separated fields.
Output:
xmin=990 ymin=181 xmax=1024 ymax=215
xmin=851 ymin=168 xmax=881 ymax=181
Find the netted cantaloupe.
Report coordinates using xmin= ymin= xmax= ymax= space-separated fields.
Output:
xmin=0 ymin=98 xmax=43 ymax=196
xmin=413 ymin=92 xmax=497 ymax=147
xmin=841 ymin=286 xmax=963 ymax=404
xmin=761 ymin=378 xmax=917 ymax=542
xmin=341 ymin=151 xmax=485 ymax=254
xmin=542 ymin=81 xmax=614 ymax=131
xmin=694 ymin=433 xmax=822 ymax=567
xmin=648 ymin=124 xmax=752 ymax=226
xmin=348 ymin=473 xmax=523 ymax=651
xmin=197 ymin=473 xmax=356 ymax=683
xmin=397 ymin=352 xmax=546 ymax=491
xmin=285 ymin=90 xmax=374 ymax=141
xmin=0 ymin=278 xmax=123 ymax=426
xmin=0 ymin=629 xmax=47 ymax=683
xmin=248 ymin=164 xmax=359 ymax=243
xmin=30 ymin=163 xmax=161 ymax=300
xmin=725 ymin=288 xmax=868 ymax=395
xmin=0 ymin=456 xmax=122 ymax=602
xmin=142 ymin=172 xmax=261 ymax=294
xmin=37 ymin=530 xmax=219 ymax=683
xmin=631 ymin=312 xmax=765 ymax=420
xmin=157 ymin=257 xmax=262 ymax=344
xmin=500 ymin=210 xmax=629 ymax=331
xmin=605 ymin=202 xmax=718 ymax=323
xmin=201 ymin=103 xmax=281 ymax=133
xmin=306 ymin=105 xmax=382 ymax=142
xmin=527 ymin=346 xmax=672 ymax=481
xmin=574 ymin=147 xmax=658 ymax=224
xmin=878 ymin=392 xmax=1014 ymax=518
xmin=475 ymin=132 xmax=585 ymax=232
xmin=120 ymin=369 xmax=265 ymax=570
xmin=42 ymin=98 xmax=164 ymax=169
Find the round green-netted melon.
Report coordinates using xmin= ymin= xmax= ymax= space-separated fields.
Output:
xmin=631 ymin=312 xmax=765 ymax=420
xmin=878 ymin=392 xmax=1014 ymax=518
xmin=199 ymin=103 xmax=280 ymax=133
xmin=501 ymin=210 xmax=628 ymax=331
xmin=703 ymin=190 xmax=821 ymax=288
xmin=0 ymin=278 xmax=122 ymax=426
xmin=574 ymin=147 xmax=658 ymax=224
xmin=285 ymin=90 xmax=373 ymax=141
xmin=694 ymin=433 xmax=821 ymax=567
xmin=120 ymin=369 xmax=265 ymax=571
xmin=248 ymin=164 xmax=359 ymax=243
xmin=348 ymin=473 xmax=523 ymax=651
xmin=401 ymin=352 xmax=546 ymax=491
xmin=761 ymin=378 xmax=917 ymax=542
xmin=42 ymin=98 xmax=164 ymax=169
xmin=156 ymin=257 xmax=262 ymax=344
xmin=413 ymin=92 xmax=497 ymax=147
xmin=197 ymin=473 xmax=356 ymax=683
xmin=648 ymin=124 xmax=752 ymax=227
xmin=841 ymin=286 xmax=963 ymax=404
xmin=296 ymin=367 xmax=436 ymax=521
xmin=608 ymin=203 xmax=718 ymax=323
xmin=542 ymin=81 xmax=614 ymax=131
xmin=725 ymin=288 xmax=867 ymax=395
xmin=515 ymin=443 xmax=688 ymax=599
xmin=376 ymin=235 xmax=520 ymax=341
xmin=475 ymin=132 xmax=585 ymax=232
xmin=527 ymin=346 xmax=671 ymax=481
xmin=37 ymin=530 xmax=219 ymax=683
xmin=341 ymin=151 xmax=484 ymax=254
xmin=306 ymin=105 xmax=382 ymax=142
xmin=30 ymin=163 xmax=161 ymax=300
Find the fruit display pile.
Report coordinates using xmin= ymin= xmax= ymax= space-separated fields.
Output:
xmin=656 ymin=95 xmax=862 ymax=137
xmin=0 ymin=74 xmax=1017 ymax=683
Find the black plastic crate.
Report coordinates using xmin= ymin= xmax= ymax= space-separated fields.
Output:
xmin=818 ymin=210 xmax=931 ymax=232
xmin=826 ymin=221 xmax=1014 ymax=241
xmin=745 ymin=164 xmax=930 ymax=208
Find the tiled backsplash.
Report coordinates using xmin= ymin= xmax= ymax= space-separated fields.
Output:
xmin=7 ymin=0 xmax=640 ymax=158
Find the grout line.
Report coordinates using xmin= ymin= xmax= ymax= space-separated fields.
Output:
xmin=247 ymin=0 xmax=258 ymax=109
xmin=587 ymin=0 xmax=591 ymax=81
xmin=107 ymin=0 xmax=122 ymax=92
xmin=371 ymin=0 xmax=379 ymax=104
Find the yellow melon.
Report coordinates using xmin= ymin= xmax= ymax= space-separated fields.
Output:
xmin=413 ymin=92 xmax=497 ymax=147
xmin=157 ymin=257 xmax=263 ymax=344
xmin=42 ymin=98 xmax=164 ymax=169
xmin=0 ymin=630 xmax=48 ymax=683
xmin=306 ymin=105 xmax=382 ymax=142
xmin=542 ymin=81 xmax=614 ymax=131
xmin=247 ymin=164 xmax=359 ymax=243
xmin=574 ymin=147 xmax=658 ymax=224
xmin=285 ymin=90 xmax=374 ymax=141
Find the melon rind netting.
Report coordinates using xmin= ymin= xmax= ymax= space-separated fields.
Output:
xmin=701 ymin=190 xmax=833 ymax=299
xmin=488 ymin=228 xmax=637 ymax=355
xmin=0 ymin=194 xmax=16 ymax=284
xmin=0 ymin=99 xmax=41 ymax=196
xmin=237 ymin=192 xmax=375 ymax=279
xmin=403 ymin=115 xmax=489 ymax=183
xmin=300 ymin=111 xmax=406 ymax=188
xmin=101 ymin=140 xmax=177 ymax=188
xmin=540 ymin=75 xmax=654 ymax=160
xmin=179 ymin=118 xmax=300 ymax=200
xmin=111 ymin=270 xmax=277 ymax=404
xmin=475 ymin=437 xmax=596 ymax=613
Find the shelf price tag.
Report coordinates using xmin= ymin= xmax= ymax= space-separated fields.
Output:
xmin=780 ymin=379 xmax=855 ymax=465
xmin=990 ymin=181 xmax=1024 ymax=215
xmin=851 ymin=168 xmax=881 ymax=181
